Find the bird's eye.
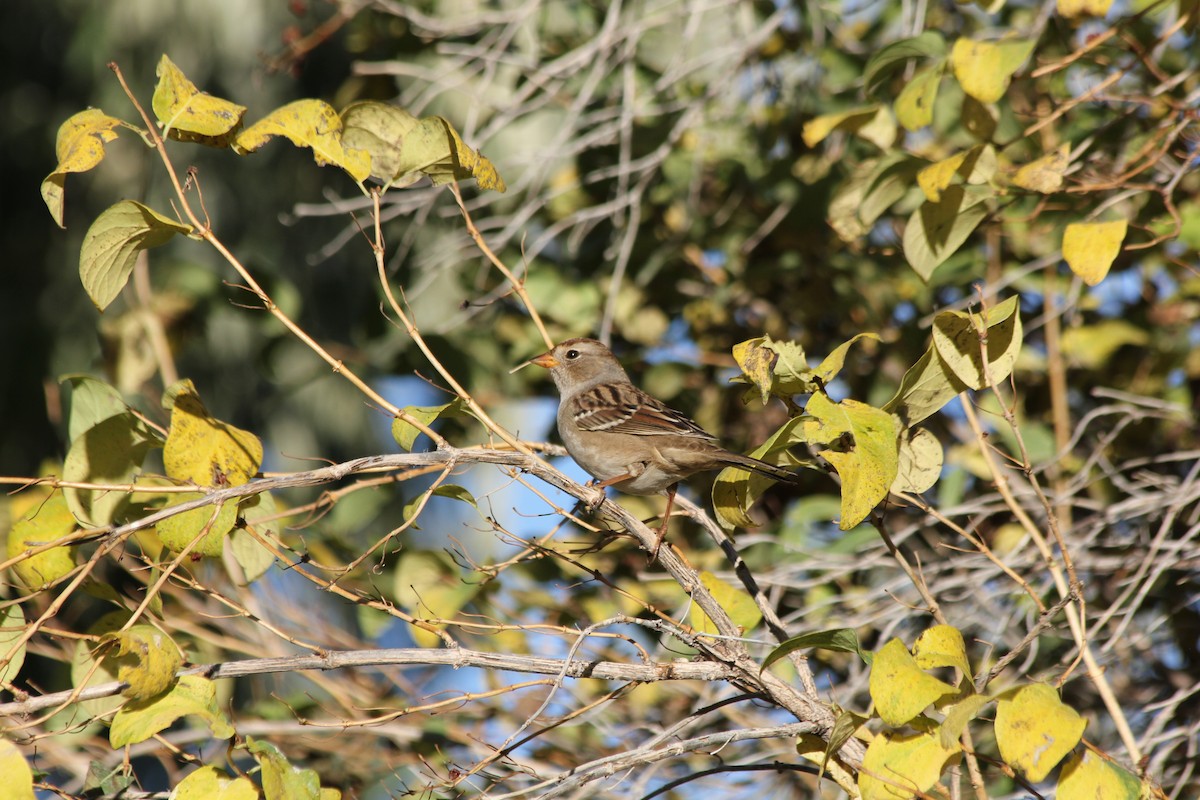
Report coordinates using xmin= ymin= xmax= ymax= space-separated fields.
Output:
xmin=565 ymin=349 xmax=581 ymax=360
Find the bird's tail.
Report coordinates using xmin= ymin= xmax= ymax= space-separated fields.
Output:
xmin=719 ymin=453 xmax=802 ymax=484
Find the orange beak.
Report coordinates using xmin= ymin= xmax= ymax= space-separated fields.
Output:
xmin=530 ymin=352 xmax=558 ymax=369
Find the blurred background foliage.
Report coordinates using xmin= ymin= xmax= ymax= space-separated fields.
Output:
xmin=3 ymin=0 xmax=1200 ymax=796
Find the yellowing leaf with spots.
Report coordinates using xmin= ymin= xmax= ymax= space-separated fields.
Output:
xmin=895 ymin=63 xmax=943 ymax=131
xmin=912 ymin=624 xmax=971 ymax=678
xmin=234 ymin=99 xmax=371 ymax=183
xmin=690 ymin=571 xmax=762 ymax=635
xmin=918 ymin=149 xmax=972 ymax=203
xmin=152 ymin=55 xmax=246 ymax=144
xmin=1062 ymin=220 xmax=1126 ymax=286
xmin=1057 ymin=749 xmax=1140 ymax=800
xmin=802 ymin=105 xmax=883 ymax=148
xmin=951 ymin=38 xmax=1035 ymax=103
xmin=163 ymin=381 xmax=262 ymax=488
xmin=42 ymin=108 xmax=124 ymax=228
xmin=995 ymin=683 xmax=1086 ymax=782
xmin=931 ymin=295 xmax=1022 ymax=390
xmin=0 ymin=739 xmax=35 ymax=800
xmin=803 ymin=393 xmax=898 ymax=530
xmin=173 ymin=766 xmax=259 ymax=800
xmin=859 ymin=727 xmax=961 ymax=800
xmin=890 ymin=425 xmax=943 ymax=494
xmin=870 ymin=638 xmax=957 ymax=726
xmin=1013 ymin=143 xmax=1071 ymax=193
xmin=99 ymin=624 xmax=182 ymax=700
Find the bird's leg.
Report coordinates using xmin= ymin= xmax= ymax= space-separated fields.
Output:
xmin=650 ymin=485 xmax=678 ymax=562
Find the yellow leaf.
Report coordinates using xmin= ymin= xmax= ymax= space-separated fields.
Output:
xmin=0 ymin=739 xmax=36 ymax=800
xmin=995 ymin=683 xmax=1086 ymax=782
xmin=163 ymin=382 xmax=262 ymax=487
xmin=951 ymin=37 xmax=1036 ymax=103
xmin=174 ymin=767 xmax=259 ymax=800
xmin=1060 ymin=319 xmax=1148 ymax=369
xmin=1062 ymin=220 xmax=1127 ymax=286
xmin=869 ymin=638 xmax=957 ymax=726
xmin=803 ymin=394 xmax=898 ymax=530
xmin=802 ymin=105 xmax=883 ymax=148
xmin=918 ymin=150 xmax=972 ymax=203
xmin=152 ymin=55 xmax=246 ymax=143
xmin=895 ymin=64 xmax=943 ymax=131
xmin=912 ymin=624 xmax=971 ymax=677
xmin=100 ymin=624 xmax=182 ymax=700
xmin=689 ymin=571 xmax=762 ymax=635
xmin=6 ymin=490 xmax=77 ymax=590
xmin=1057 ymin=749 xmax=1141 ymax=800
xmin=41 ymin=109 xmax=124 ymax=228
xmin=1013 ymin=143 xmax=1071 ymax=193
xmin=63 ymin=412 xmax=160 ymax=526
xmin=1057 ymin=0 xmax=1114 ymax=18
xmin=859 ymin=728 xmax=961 ymax=800
xmin=234 ymin=99 xmax=371 ymax=183
xmin=394 ymin=551 xmax=480 ymax=647
xmin=939 ymin=694 xmax=993 ymax=749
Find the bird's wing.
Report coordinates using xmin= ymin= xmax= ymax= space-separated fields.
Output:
xmin=570 ymin=384 xmax=717 ymax=441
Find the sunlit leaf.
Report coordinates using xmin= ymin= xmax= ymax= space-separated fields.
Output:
xmin=7 ymin=490 xmax=78 ymax=589
xmin=234 ymin=99 xmax=371 ymax=183
xmin=391 ymin=400 xmax=460 ymax=452
xmin=864 ymin=32 xmax=947 ymax=95
xmin=859 ymin=727 xmax=961 ymax=800
xmin=803 ymin=394 xmax=898 ymax=530
xmin=995 ymin=683 xmax=1085 ymax=782
xmin=890 ymin=425 xmax=943 ymax=494
xmin=110 ymin=675 xmax=234 ymax=747
xmin=63 ymin=411 xmax=161 ymax=527
xmin=950 ymin=37 xmax=1036 ymax=103
xmin=0 ymin=740 xmax=35 ymax=800
xmin=99 ymin=624 xmax=182 ymax=700
xmin=0 ymin=605 xmax=28 ymax=686
xmin=802 ymin=105 xmax=882 ymax=148
xmin=1062 ymin=220 xmax=1127 ymax=286
xmin=762 ymin=628 xmax=871 ymax=673
xmin=883 ymin=347 xmax=967 ymax=428
xmin=1013 ymin=143 xmax=1071 ymax=193
xmin=42 ymin=109 xmax=126 ymax=228
xmin=869 ymin=639 xmax=957 ymax=726
xmin=1057 ymin=0 xmax=1115 ymax=18
xmin=152 ymin=55 xmax=246 ymax=145
xmin=173 ymin=766 xmax=258 ymax=800
xmin=931 ymin=295 xmax=1023 ymax=390
xmin=690 ymin=571 xmax=762 ymax=635
xmin=163 ymin=380 xmax=262 ymax=488
xmin=895 ymin=63 xmax=944 ymax=131
xmin=939 ymin=694 xmax=993 ymax=748
xmin=1057 ymin=749 xmax=1141 ymax=800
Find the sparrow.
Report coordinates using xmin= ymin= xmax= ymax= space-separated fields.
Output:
xmin=527 ymin=337 xmax=799 ymax=552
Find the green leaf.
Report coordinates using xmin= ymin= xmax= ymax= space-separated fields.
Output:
xmin=110 ymin=675 xmax=234 ymax=747
xmin=152 ymin=55 xmax=246 ymax=145
xmin=712 ymin=417 xmax=813 ymax=529
xmin=0 ymin=605 xmax=27 ymax=686
xmin=864 ymin=32 xmax=947 ymax=95
xmin=883 ymin=347 xmax=968 ymax=428
xmin=895 ymin=63 xmax=943 ymax=131
xmin=939 ymin=694 xmax=993 ymax=749
xmin=231 ymin=492 xmax=279 ymax=583
xmin=79 ymin=200 xmax=193 ymax=311
xmin=157 ymin=494 xmax=237 ymax=557
xmin=859 ymin=155 xmax=924 ymax=228
xmin=391 ymin=400 xmax=459 ymax=452
xmin=803 ymin=394 xmax=898 ymax=530
xmin=249 ymin=739 xmax=328 ymax=800
xmin=234 ymin=99 xmax=371 ymax=183
xmin=42 ymin=109 xmax=125 ymax=228
xmin=869 ymin=639 xmax=957 ymax=727
xmin=902 ymin=185 xmax=990 ymax=282
xmin=931 ymin=295 xmax=1022 ymax=390
xmin=762 ymin=628 xmax=871 ymax=673
xmin=890 ymin=426 xmax=943 ymax=494
xmin=61 ymin=375 xmax=127 ymax=444
xmin=690 ymin=571 xmax=762 ymax=635
xmin=63 ymin=412 xmax=161 ymax=527
xmin=814 ymin=333 xmax=880 ymax=385
xmin=950 ymin=37 xmax=1036 ymax=103
xmin=995 ymin=683 xmax=1086 ymax=782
